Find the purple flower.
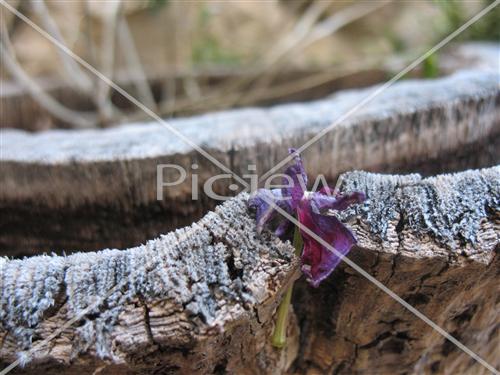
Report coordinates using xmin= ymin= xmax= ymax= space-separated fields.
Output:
xmin=248 ymin=149 xmax=366 ymax=287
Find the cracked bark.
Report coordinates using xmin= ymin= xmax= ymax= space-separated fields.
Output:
xmin=1 ymin=167 xmax=498 ymax=374
xmin=289 ymin=168 xmax=499 ymax=375
xmin=1 ymin=67 xmax=499 ymax=256
xmin=0 ymin=196 xmax=300 ymax=374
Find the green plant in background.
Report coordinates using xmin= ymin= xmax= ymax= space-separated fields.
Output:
xmin=191 ymin=6 xmax=240 ymax=66
xmin=148 ymin=0 xmax=169 ymax=11
xmin=466 ymin=0 xmax=500 ymax=41
xmin=436 ymin=0 xmax=499 ymax=41
xmin=386 ymin=30 xmax=406 ymax=54
xmin=192 ymin=37 xmax=241 ymax=66
xmin=423 ymin=53 xmax=439 ymax=78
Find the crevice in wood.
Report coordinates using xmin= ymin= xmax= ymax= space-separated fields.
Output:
xmin=140 ymin=300 xmax=156 ymax=346
xmin=0 ymin=161 xmax=498 ymax=374
xmin=1 ymin=69 xmax=499 ymax=256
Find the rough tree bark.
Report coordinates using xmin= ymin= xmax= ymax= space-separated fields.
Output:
xmin=0 ymin=197 xmax=300 ymax=375
xmin=1 ymin=167 xmax=498 ymax=375
xmin=1 ymin=69 xmax=499 ymax=255
xmin=291 ymin=167 xmax=499 ymax=375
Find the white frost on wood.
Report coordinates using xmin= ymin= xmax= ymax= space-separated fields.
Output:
xmin=340 ymin=166 xmax=500 ymax=249
xmin=1 ymin=167 xmax=498 ymax=366
xmin=0 ymin=196 xmax=296 ymax=362
xmin=1 ymin=70 xmax=498 ymax=163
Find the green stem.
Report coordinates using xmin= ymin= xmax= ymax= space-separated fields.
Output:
xmin=271 ymin=226 xmax=303 ymax=348
xmin=271 ymin=280 xmax=293 ymax=348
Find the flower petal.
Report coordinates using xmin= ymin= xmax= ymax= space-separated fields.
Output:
xmin=315 ymin=213 xmax=357 ymax=256
xmin=301 ymin=237 xmax=341 ymax=288
xmin=298 ymin=202 xmax=356 ymax=287
xmin=248 ymin=188 xmax=291 ymax=234
xmin=311 ymin=191 xmax=366 ymax=214
xmin=282 ymin=148 xmax=307 ymax=209
xmin=274 ymin=219 xmax=292 ymax=238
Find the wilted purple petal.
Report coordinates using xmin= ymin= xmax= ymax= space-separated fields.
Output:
xmin=311 ymin=191 xmax=366 ymax=214
xmin=314 ymin=213 xmax=357 ymax=255
xmin=301 ymin=242 xmax=338 ymax=288
xmin=248 ymin=188 xmax=291 ymax=234
xmin=274 ymin=219 xmax=292 ymax=238
xmin=249 ymin=148 xmax=366 ymax=287
xmin=282 ymin=148 xmax=307 ymax=209
xmin=298 ymin=202 xmax=357 ymax=287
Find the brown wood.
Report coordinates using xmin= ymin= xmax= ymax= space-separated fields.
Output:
xmin=291 ymin=168 xmax=499 ymax=375
xmin=0 ymin=167 xmax=498 ymax=374
xmin=0 ymin=67 xmax=387 ymax=131
xmin=1 ymin=68 xmax=499 ymax=256
xmin=0 ymin=196 xmax=300 ymax=375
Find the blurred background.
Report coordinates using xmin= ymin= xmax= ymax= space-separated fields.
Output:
xmin=1 ymin=0 xmax=498 ymax=131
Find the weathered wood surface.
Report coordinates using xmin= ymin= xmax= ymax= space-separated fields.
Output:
xmin=292 ymin=167 xmax=499 ymax=375
xmin=1 ymin=42 xmax=496 ymax=132
xmin=440 ymin=42 xmax=500 ymax=74
xmin=0 ymin=197 xmax=300 ymax=375
xmin=0 ymin=66 xmax=387 ymax=131
xmin=1 ymin=167 xmax=498 ymax=374
xmin=1 ymin=69 xmax=499 ymax=256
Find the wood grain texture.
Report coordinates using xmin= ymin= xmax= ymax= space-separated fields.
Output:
xmin=1 ymin=69 xmax=499 ymax=256
xmin=0 ymin=196 xmax=299 ymax=374
xmin=1 ymin=167 xmax=498 ymax=374
xmin=291 ymin=167 xmax=499 ymax=375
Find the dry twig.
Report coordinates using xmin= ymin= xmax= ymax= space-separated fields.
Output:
xmin=95 ymin=1 xmax=120 ymax=124
xmin=164 ymin=1 xmax=391 ymax=115
xmin=117 ymin=14 xmax=156 ymax=110
xmin=0 ymin=21 xmax=96 ymax=128
xmin=30 ymin=0 xmax=93 ymax=93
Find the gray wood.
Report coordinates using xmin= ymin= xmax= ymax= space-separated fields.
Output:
xmin=1 ymin=69 xmax=499 ymax=255
xmin=292 ymin=166 xmax=499 ymax=375
xmin=0 ymin=196 xmax=299 ymax=374
xmin=1 ymin=166 xmax=498 ymax=374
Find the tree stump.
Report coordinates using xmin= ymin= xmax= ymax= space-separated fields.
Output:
xmin=0 ymin=196 xmax=300 ymax=374
xmin=1 ymin=167 xmax=498 ymax=374
xmin=291 ymin=168 xmax=499 ymax=375
xmin=1 ymin=69 xmax=498 ymax=256
xmin=1 ymin=45 xmax=498 ymax=374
